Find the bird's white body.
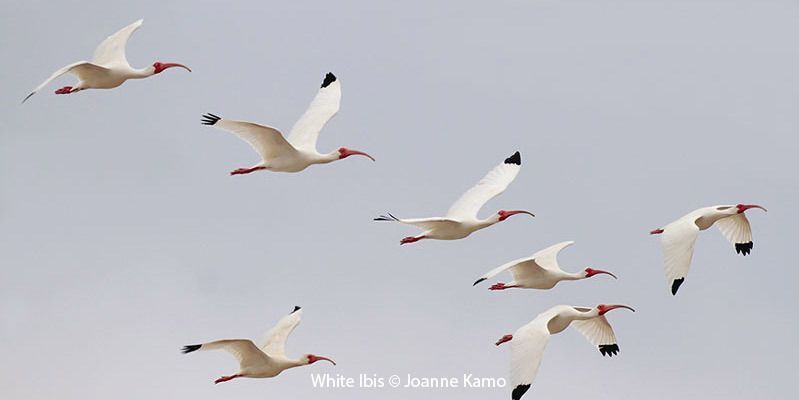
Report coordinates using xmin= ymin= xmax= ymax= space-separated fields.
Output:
xmin=182 ymin=307 xmax=335 ymax=383
xmin=375 ymin=151 xmax=533 ymax=244
xmin=23 ymin=19 xmax=190 ymax=102
xmin=498 ymin=304 xmax=634 ymax=400
xmin=474 ymin=241 xmax=617 ymax=290
xmin=201 ymin=73 xmax=374 ymax=175
xmin=651 ymin=204 xmax=766 ymax=295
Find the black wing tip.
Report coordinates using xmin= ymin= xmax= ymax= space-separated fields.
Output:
xmin=181 ymin=344 xmax=201 ymax=354
xmin=292 ymin=305 xmax=302 ymax=313
xmin=22 ymin=92 xmax=35 ymax=103
xmin=473 ymin=277 xmax=487 ymax=286
xmin=321 ymin=72 xmax=337 ymax=88
xmin=512 ymin=384 xmax=531 ymax=400
xmin=599 ymin=344 xmax=620 ymax=357
xmin=201 ymin=113 xmax=221 ymax=126
xmin=671 ymin=278 xmax=685 ymax=295
xmin=504 ymin=151 xmax=521 ymax=165
xmin=735 ymin=241 xmax=753 ymax=256
xmin=374 ymin=213 xmax=399 ymax=222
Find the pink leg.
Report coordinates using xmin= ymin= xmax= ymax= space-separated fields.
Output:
xmin=400 ymin=235 xmax=425 ymax=245
xmin=489 ymin=283 xmax=517 ymax=291
xmin=230 ymin=166 xmax=266 ymax=175
xmin=214 ymin=374 xmax=242 ymax=384
xmin=495 ymin=334 xmax=513 ymax=346
xmin=55 ymin=86 xmax=76 ymax=95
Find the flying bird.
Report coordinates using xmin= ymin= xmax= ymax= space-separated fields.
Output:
xmin=650 ymin=204 xmax=767 ymax=295
xmin=374 ymin=151 xmax=533 ymax=244
xmin=473 ymin=241 xmax=617 ymax=290
xmin=23 ymin=19 xmax=190 ymax=103
xmin=496 ymin=304 xmax=635 ymax=400
xmin=182 ymin=306 xmax=335 ymax=384
xmin=201 ymin=72 xmax=374 ymax=175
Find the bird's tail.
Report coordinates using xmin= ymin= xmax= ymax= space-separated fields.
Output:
xmin=374 ymin=213 xmax=400 ymax=222
xmin=181 ymin=344 xmax=202 ymax=354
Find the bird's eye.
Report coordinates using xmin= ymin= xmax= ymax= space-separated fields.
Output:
xmin=716 ymin=206 xmax=732 ymax=211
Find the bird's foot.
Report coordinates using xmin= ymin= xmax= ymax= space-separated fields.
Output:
xmin=54 ymin=86 xmax=75 ymax=95
xmin=400 ymin=236 xmax=422 ymax=245
xmin=489 ymin=283 xmax=510 ymax=291
xmin=214 ymin=374 xmax=240 ymax=384
xmin=495 ymin=334 xmax=513 ymax=346
xmin=230 ymin=166 xmax=264 ymax=176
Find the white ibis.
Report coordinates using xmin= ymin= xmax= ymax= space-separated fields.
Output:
xmin=496 ymin=304 xmax=635 ymax=400
xmin=650 ymin=204 xmax=767 ymax=295
xmin=23 ymin=19 xmax=190 ymax=103
xmin=201 ymin=72 xmax=374 ymax=175
xmin=374 ymin=151 xmax=533 ymax=244
xmin=473 ymin=241 xmax=617 ymax=290
xmin=182 ymin=306 xmax=335 ymax=384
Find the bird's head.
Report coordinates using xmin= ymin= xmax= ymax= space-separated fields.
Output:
xmin=597 ymin=304 xmax=635 ymax=316
xmin=152 ymin=61 xmax=192 ymax=74
xmin=497 ymin=209 xmax=535 ymax=222
xmin=735 ymin=204 xmax=767 ymax=214
xmin=304 ymin=354 xmax=336 ymax=366
xmin=584 ymin=268 xmax=617 ymax=280
xmin=337 ymin=147 xmax=375 ymax=162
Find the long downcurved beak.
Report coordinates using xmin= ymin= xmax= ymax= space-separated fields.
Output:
xmin=340 ymin=149 xmax=375 ymax=161
xmin=737 ymin=204 xmax=767 ymax=213
xmin=310 ymin=355 xmax=336 ymax=365
xmin=599 ymin=304 xmax=636 ymax=315
xmin=499 ymin=210 xmax=535 ymax=221
xmin=161 ymin=62 xmax=192 ymax=72
xmin=587 ymin=269 xmax=618 ymax=279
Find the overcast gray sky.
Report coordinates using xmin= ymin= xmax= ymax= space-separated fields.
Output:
xmin=1 ymin=0 xmax=797 ymax=399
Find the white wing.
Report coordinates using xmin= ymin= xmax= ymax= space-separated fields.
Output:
xmin=286 ymin=73 xmax=341 ymax=152
xmin=660 ymin=218 xmax=700 ymax=295
xmin=23 ymin=61 xmax=110 ymax=103
xmin=201 ymin=114 xmax=297 ymax=161
xmin=715 ymin=214 xmax=754 ymax=255
xmin=572 ymin=315 xmax=620 ymax=356
xmin=528 ymin=241 xmax=574 ymax=272
xmin=509 ymin=319 xmax=550 ymax=400
xmin=474 ymin=256 xmax=545 ymax=286
xmin=374 ymin=214 xmax=458 ymax=231
xmin=258 ymin=307 xmax=303 ymax=358
xmin=92 ymin=19 xmax=143 ymax=68
xmin=446 ymin=152 xmax=522 ymax=220
xmin=195 ymin=339 xmax=271 ymax=370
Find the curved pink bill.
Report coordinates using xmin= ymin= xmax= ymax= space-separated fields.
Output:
xmin=737 ymin=204 xmax=767 ymax=213
xmin=341 ymin=149 xmax=375 ymax=161
xmin=586 ymin=268 xmax=617 ymax=279
xmin=160 ymin=62 xmax=192 ymax=72
xmin=599 ymin=304 xmax=636 ymax=315
xmin=310 ymin=355 xmax=336 ymax=365
xmin=499 ymin=210 xmax=535 ymax=221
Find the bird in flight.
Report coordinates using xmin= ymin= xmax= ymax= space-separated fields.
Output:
xmin=650 ymin=203 xmax=767 ymax=295
xmin=201 ymin=72 xmax=374 ymax=175
xmin=374 ymin=151 xmax=533 ymax=244
xmin=473 ymin=241 xmax=617 ymax=290
xmin=496 ymin=304 xmax=635 ymax=400
xmin=23 ymin=19 xmax=190 ymax=103
xmin=182 ymin=306 xmax=335 ymax=384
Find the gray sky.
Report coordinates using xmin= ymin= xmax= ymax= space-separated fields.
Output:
xmin=1 ymin=0 xmax=797 ymax=399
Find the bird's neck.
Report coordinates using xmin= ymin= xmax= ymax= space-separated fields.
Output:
xmin=474 ymin=214 xmax=501 ymax=229
xmin=561 ymin=271 xmax=586 ymax=281
xmin=129 ymin=67 xmax=156 ymax=79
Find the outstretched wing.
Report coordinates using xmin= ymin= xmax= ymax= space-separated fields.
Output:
xmin=23 ymin=61 xmax=110 ymax=103
xmin=183 ymin=339 xmax=270 ymax=370
xmin=286 ymin=73 xmax=342 ymax=152
xmin=92 ymin=19 xmax=143 ymax=68
xmin=572 ymin=315 xmax=620 ymax=357
xmin=509 ymin=320 xmax=550 ymax=400
xmin=528 ymin=241 xmax=574 ymax=272
xmin=715 ymin=214 xmax=754 ymax=256
xmin=446 ymin=151 xmax=522 ymax=220
xmin=473 ymin=255 xmax=545 ymax=286
xmin=660 ymin=218 xmax=700 ymax=295
xmin=258 ymin=307 xmax=303 ymax=358
xmin=201 ymin=113 xmax=297 ymax=161
xmin=373 ymin=214 xmax=458 ymax=231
